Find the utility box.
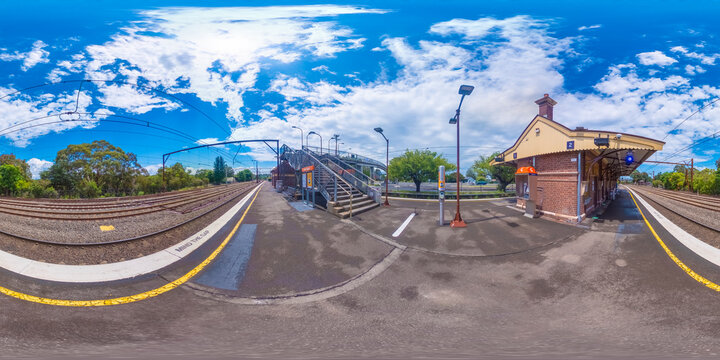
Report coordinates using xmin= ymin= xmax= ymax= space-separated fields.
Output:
xmin=524 ymin=200 xmax=537 ymax=218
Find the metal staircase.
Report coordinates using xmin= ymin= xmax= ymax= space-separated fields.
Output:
xmin=281 ymin=145 xmax=380 ymax=218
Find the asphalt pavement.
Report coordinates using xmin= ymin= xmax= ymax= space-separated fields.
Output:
xmin=2 ymin=188 xmax=720 ymax=358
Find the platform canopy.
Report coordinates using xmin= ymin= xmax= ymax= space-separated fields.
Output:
xmin=490 ymin=115 xmax=664 ymax=176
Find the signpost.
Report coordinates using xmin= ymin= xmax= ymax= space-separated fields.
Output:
xmin=438 ymin=165 xmax=445 ymax=226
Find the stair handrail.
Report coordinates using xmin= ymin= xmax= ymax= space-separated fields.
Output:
xmin=322 ymin=157 xmax=371 ymax=194
xmin=286 ymin=146 xmax=355 ymax=217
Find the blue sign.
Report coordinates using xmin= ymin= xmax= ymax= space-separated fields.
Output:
xmin=567 ymin=141 xmax=575 ymax=150
xmin=513 ymin=152 xmax=517 ymax=159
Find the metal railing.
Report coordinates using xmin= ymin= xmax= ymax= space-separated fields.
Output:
xmin=281 ymin=145 xmax=355 ymax=217
xmin=302 ymin=145 xmax=386 ymax=170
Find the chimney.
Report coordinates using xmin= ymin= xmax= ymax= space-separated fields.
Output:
xmin=535 ymin=93 xmax=557 ymax=120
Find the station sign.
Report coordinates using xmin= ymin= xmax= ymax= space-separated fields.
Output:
xmin=301 ymin=165 xmax=315 ymax=173
xmin=306 ymin=171 xmax=313 ymax=188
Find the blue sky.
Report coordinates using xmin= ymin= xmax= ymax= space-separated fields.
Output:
xmin=1 ymin=1 xmax=719 ymax=178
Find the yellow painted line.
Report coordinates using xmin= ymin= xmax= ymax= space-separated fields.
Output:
xmin=0 ymin=184 xmax=263 ymax=307
xmin=628 ymin=190 xmax=720 ymax=292
xmin=99 ymin=225 xmax=115 ymax=232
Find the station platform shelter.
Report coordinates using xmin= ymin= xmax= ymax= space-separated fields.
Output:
xmin=490 ymin=94 xmax=665 ymax=222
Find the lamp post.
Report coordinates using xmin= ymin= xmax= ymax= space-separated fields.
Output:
xmin=308 ymin=131 xmax=322 ymax=154
xmin=448 ymin=84 xmax=474 ymax=228
xmin=331 ymin=134 xmax=340 ymax=156
xmin=374 ymin=127 xmax=390 ymax=206
xmin=292 ymin=125 xmax=303 ymax=149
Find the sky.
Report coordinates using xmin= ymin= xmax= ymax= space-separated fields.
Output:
xmin=1 ymin=0 xmax=719 ymax=178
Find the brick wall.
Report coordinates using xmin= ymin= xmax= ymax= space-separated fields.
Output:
xmin=533 ymin=152 xmax=579 ymax=217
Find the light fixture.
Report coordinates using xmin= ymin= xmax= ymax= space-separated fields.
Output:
xmin=625 ymin=150 xmax=634 ymax=166
xmin=458 ymin=85 xmax=474 ymax=95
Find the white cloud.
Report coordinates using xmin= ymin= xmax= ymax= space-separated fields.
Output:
xmin=0 ymin=40 xmax=50 ymax=71
xmin=636 ymin=51 xmax=677 ymax=66
xmin=27 ymin=158 xmax=53 ymax=179
xmin=75 ymin=5 xmax=384 ymax=122
xmin=670 ymin=45 xmax=719 ymax=65
xmin=578 ymin=24 xmax=601 ymax=31
xmin=685 ymin=64 xmax=706 ymax=75
xmin=0 ymin=87 xmax=105 ymax=147
xmin=143 ymin=163 xmax=163 ymax=175
xmin=312 ymin=65 xmax=336 ymax=75
xmin=229 ymin=15 xmax=720 ymax=172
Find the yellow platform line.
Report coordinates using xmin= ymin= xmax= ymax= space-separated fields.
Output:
xmin=0 ymin=184 xmax=263 ymax=307
xmin=628 ymin=190 xmax=720 ymax=292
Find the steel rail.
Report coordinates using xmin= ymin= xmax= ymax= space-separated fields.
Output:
xmin=628 ymin=186 xmax=720 ymax=233
xmin=0 ymin=184 xmax=250 ymax=220
xmin=0 ymin=184 xmax=258 ymax=246
xmin=0 ymin=184 xmax=240 ymax=211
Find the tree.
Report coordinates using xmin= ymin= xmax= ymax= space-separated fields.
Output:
xmin=0 ymin=154 xmax=31 ymax=179
xmin=446 ymin=172 xmax=465 ymax=183
xmin=692 ymin=168 xmax=717 ymax=195
xmin=716 ymin=158 xmax=720 ymax=170
xmin=630 ymin=170 xmax=651 ymax=184
xmin=213 ymin=156 xmax=227 ymax=184
xmin=469 ymin=153 xmax=516 ymax=191
xmin=45 ymin=140 xmax=145 ymax=196
xmin=235 ymin=169 xmax=253 ymax=182
xmin=0 ymin=164 xmax=26 ymax=195
xmin=388 ymin=149 xmax=455 ymax=192
xmin=224 ymin=165 xmax=235 ymax=179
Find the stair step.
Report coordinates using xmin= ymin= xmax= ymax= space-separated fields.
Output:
xmin=338 ymin=202 xmax=380 ymax=218
xmin=334 ymin=196 xmax=372 ymax=207
xmin=334 ymin=198 xmax=376 ymax=210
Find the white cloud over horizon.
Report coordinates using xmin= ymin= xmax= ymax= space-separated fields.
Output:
xmin=27 ymin=158 xmax=53 ymax=179
xmin=1 ymin=7 xmax=719 ymax=173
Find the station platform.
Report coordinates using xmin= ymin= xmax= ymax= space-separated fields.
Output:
xmin=349 ymin=197 xmax=584 ymax=256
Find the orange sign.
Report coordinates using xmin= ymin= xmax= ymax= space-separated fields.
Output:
xmin=301 ymin=165 xmax=315 ymax=173
xmin=515 ymin=166 xmax=537 ymax=175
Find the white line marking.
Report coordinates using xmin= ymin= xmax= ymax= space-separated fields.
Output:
xmin=0 ymin=184 xmax=262 ymax=283
xmin=392 ymin=213 xmax=415 ymax=238
xmin=627 ymin=187 xmax=720 ymax=268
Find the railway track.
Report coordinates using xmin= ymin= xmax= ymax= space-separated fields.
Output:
xmin=0 ymin=182 xmax=254 ymax=220
xmin=0 ymin=182 xmax=260 ymax=246
xmin=627 ymin=185 xmax=720 ymax=233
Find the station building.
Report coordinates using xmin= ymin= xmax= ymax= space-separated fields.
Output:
xmin=490 ymin=94 xmax=665 ymax=222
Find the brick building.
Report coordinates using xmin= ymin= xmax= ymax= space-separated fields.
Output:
xmin=491 ymin=94 xmax=664 ymax=222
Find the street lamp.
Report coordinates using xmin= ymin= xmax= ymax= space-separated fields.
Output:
xmin=374 ymin=127 xmax=390 ymax=206
xmin=331 ymin=134 xmax=340 ymax=156
xmin=292 ymin=125 xmax=303 ymax=149
xmin=308 ymin=131 xmax=322 ymax=154
xmin=448 ymin=84 xmax=474 ymax=228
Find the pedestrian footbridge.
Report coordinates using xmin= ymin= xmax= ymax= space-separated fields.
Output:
xmin=277 ymin=145 xmax=384 ymax=218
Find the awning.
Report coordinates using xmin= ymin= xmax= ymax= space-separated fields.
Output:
xmin=516 ymin=166 xmax=537 ymax=175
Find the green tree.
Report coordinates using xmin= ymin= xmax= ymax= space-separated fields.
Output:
xmin=446 ymin=171 xmax=466 ymax=183
xmin=45 ymin=140 xmax=145 ymax=196
xmin=0 ymin=154 xmax=31 ymax=180
xmin=224 ymin=165 xmax=235 ymax=179
xmin=388 ymin=149 xmax=455 ymax=192
xmin=235 ymin=169 xmax=253 ymax=182
xmin=692 ymin=168 xmax=717 ymax=195
xmin=195 ymin=169 xmax=213 ymax=184
xmin=630 ymin=170 xmax=651 ymax=184
xmin=213 ymin=156 xmax=227 ymax=184
xmin=470 ymin=153 xmax=516 ymax=191
xmin=0 ymin=164 xmax=26 ymax=195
